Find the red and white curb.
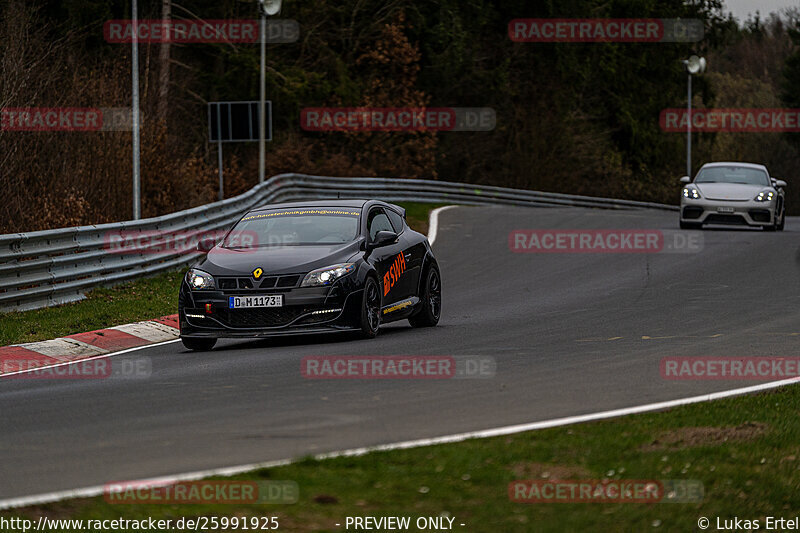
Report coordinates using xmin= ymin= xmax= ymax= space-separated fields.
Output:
xmin=0 ymin=315 xmax=179 ymax=375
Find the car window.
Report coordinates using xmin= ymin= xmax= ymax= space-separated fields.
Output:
xmin=385 ymin=209 xmax=405 ymax=233
xmin=367 ymin=208 xmax=394 ymax=240
xmin=223 ymin=207 xmax=361 ymax=247
xmin=695 ymin=167 xmax=770 ymax=186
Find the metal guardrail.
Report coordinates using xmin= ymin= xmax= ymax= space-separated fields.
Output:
xmin=0 ymin=174 xmax=677 ymax=312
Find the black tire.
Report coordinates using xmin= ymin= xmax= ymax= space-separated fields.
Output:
xmin=409 ymin=267 xmax=441 ymax=328
xmin=181 ymin=337 xmax=217 ymax=351
xmin=679 ymin=220 xmax=702 ymax=230
xmin=359 ymin=276 xmax=381 ymax=338
xmin=777 ymin=205 xmax=786 ymax=231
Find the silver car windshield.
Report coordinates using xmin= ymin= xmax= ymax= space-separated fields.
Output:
xmin=223 ymin=208 xmax=361 ymax=247
xmin=695 ymin=166 xmax=770 ymax=186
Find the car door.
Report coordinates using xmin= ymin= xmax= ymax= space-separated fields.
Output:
xmin=385 ymin=207 xmax=424 ymax=299
xmin=367 ymin=207 xmax=410 ymax=304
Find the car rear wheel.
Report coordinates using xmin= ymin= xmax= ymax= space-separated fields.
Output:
xmin=409 ymin=267 xmax=441 ymax=328
xmin=359 ymin=276 xmax=381 ymax=338
xmin=181 ymin=337 xmax=217 ymax=351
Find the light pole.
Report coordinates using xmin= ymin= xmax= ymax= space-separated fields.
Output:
xmin=131 ymin=0 xmax=141 ymax=219
xmin=682 ymin=55 xmax=706 ymax=178
xmin=258 ymin=0 xmax=282 ymax=183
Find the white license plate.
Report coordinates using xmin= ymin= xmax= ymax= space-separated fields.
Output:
xmin=716 ymin=207 xmax=734 ymax=213
xmin=229 ymin=295 xmax=284 ymax=309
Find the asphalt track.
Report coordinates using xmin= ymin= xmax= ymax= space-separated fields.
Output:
xmin=3 ymin=206 xmax=800 ymax=500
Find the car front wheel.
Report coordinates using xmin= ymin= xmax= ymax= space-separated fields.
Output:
xmin=359 ymin=276 xmax=381 ymax=338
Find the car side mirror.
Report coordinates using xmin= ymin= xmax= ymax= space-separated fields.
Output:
xmin=775 ymin=179 xmax=787 ymax=188
xmin=680 ymin=176 xmax=691 ymax=184
xmin=368 ymin=230 xmax=398 ymax=250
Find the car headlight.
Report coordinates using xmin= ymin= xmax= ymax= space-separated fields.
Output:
xmin=754 ymin=191 xmax=775 ymax=202
xmin=185 ymin=269 xmax=215 ymax=290
xmin=682 ymin=188 xmax=700 ymax=199
xmin=301 ymin=263 xmax=355 ymax=287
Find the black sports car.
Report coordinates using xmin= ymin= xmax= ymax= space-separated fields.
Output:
xmin=178 ymin=200 xmax=442 ymax=350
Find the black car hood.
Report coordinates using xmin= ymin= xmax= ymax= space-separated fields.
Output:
xmin=195 ymin=240 xmax=363 ymax=276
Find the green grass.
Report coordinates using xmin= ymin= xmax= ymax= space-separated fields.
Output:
xmin=0 ymin=203 xmax=442 ymax=346
xmin=400 ymin=202 xmax=448 ymax=235
xmin=4 ymin=385 xmax=799 ymax=532
xmin=0 ymin=269 xmax=184 ymax=346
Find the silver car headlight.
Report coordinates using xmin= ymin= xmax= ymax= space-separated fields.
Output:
xmin=185 ymin=269 xmax=215 ymax=290
xmin=682 ymin=187 xmax=700 ymax=199
xmin=754 ymin=191 xmax=775 ymax=202
xmin=301 ymin=263 xmax=355 ymax=287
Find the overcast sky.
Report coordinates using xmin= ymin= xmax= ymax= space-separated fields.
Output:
xmin=724 ymin=0 xmax=798 ymax=19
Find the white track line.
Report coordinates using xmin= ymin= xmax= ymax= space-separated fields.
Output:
xmin=427 ymin=205 xmax=458 ymax=245
xmin=2 ymin=376 xmax=798 ymax=510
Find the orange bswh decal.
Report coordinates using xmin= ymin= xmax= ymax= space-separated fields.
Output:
xmin=383 ymin=253 xmax=406 ymax=296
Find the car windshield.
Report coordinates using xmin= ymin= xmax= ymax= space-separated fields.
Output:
xmin=695 ymin=166 xmax=770 ymax=186
xmin=223 ymin=208 xmax=361 ymax=247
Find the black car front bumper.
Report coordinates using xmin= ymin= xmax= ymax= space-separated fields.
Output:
xmin=179 ymin=277 xmax=363 ymax=338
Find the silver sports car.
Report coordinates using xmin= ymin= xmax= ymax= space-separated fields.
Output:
xmin=679 ymin=162 xmax=786 ymax=231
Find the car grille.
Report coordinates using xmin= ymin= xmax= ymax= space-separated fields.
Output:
xmin=217 ymin=307 xmax=311 ymax=328
xmin=704 ymin=214 xmax=746 ymax=225
xmin=261 ymin=275 xmax=301 ymax=289
xmin=217 ymin=275 xmax=301 ymax=291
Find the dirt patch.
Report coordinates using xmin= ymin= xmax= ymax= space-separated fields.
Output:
xmin=640 ymin=422 xmax=769 ymax=452
xmin=509 ymin=462 xmax=592 ymax=479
